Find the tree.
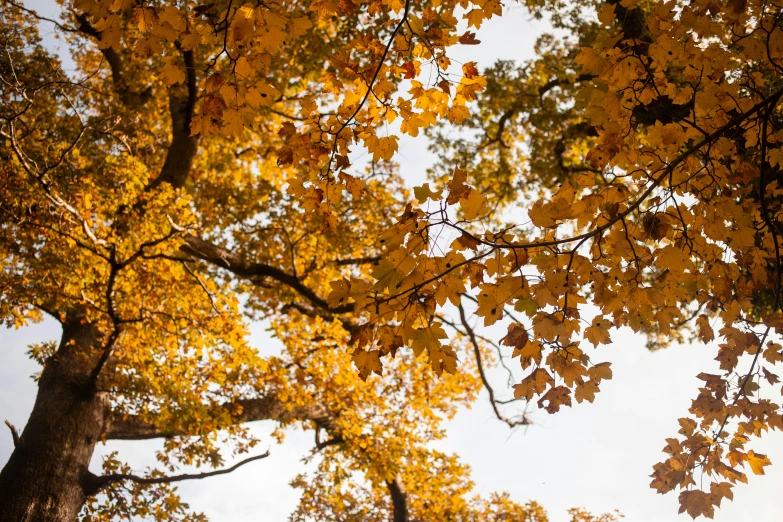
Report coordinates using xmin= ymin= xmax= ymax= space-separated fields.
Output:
xmin=0 ymin=0 xmax=781 ymax=519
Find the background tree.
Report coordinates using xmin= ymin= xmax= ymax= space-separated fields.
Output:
xmin=2 ymin=0 xmax=783 ymax=520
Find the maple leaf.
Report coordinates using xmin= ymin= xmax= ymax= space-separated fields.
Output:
xmin=537 ymin=386 xmax=572 ymax=414
xmin=458 ymin=31 xmax=481 ymax=45
xmin=289 ymin=17 xmax=312 ymax=38
xmin=352 ymin=349 xmax=382 ymax=380
xmin=411 ymin=323 xmax=449 ymax=357
xmin=584 ymin=316 xmax=612 ymax=347
xmin=574 ymin=381 xmax=599 ymax=403
xmin=678 ymin=490 xmax=714 ymax=519
xmin=454 ymin=232 xmax=482 ymax=251
xmin=246 ymin=83 xmax=280 ymax=108
xmin=528 ymin=199 xmax=561 ymax=228
xmin=465 ymin=9 xmax=484 ymax=28
xmin=338 ymin=172 xmax=366 ymax=198
xmin=513 ymin=368 xmax=554 ymax=401
xmin=547 ymin=349 xmax=586 ymax=388
xmin=597 ymin=4 xmax=615 ymax=26
xmin=500 ymin=323 xmax=529 ymax=351
xmin=475 ymin=285 xmax=505 ymax=326
xmin=447 ymin=105 xmax=471 ymax=124
xmin=460 ymin=188 xmax=488 ymax=220
xmin=763 ymin=367 xmax=780 ymax=385
xmin=367 ymin=135 xmax=399 ymax=162
xmin=696 ymin=314 xmax=715 ymax=343
xmin=429 ymin=344 xmax=458 ymax=376
xmin=746 ymin=450 xmax=771 ymax=475
xmin=710 ymin=481 xmax=734 ymax=504
xmin=349 ymin=323 xmax=374 ymax=349
xmin=413 ymin=183 xmax=443 ymax=204
xmin=446 ymin=168 xmax=471 ymax=204
xmin=160 ymin=57 xmax=186 ymax=85
xmin=327 ymin=278 xmax=351 ymax=308
xmin=515 ymin=340 xmax=544 ymax=369
xmin=372 ymin=259 xmax=405 ymax=292
xmin=588 ymin=362 xmax=612 ymax=384
xmin=462 ymin=61 xmax=480 ymax=79
xmin=377 ymin=326 xmax=403 ymax=358
xmin=514 ymin=298 xmax=538 ymax=317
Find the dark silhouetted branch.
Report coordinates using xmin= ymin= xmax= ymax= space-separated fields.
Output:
xmin=85 ymin=452 xmax=270 ymax=495
xmin=75 ymin=14 xmax=153 ymax=108
xmin=458 ymin=303 xmax=530 ymax=428
xmin=149 ymin=48 xmax=199 ymax=189
xmin=182 ymin=236 xmax=355 ymax=314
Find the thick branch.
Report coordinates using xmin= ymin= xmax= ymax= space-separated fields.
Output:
xmin=334 ymin=256 xmax=380 ymax=266
xmin=149 ymin=49 xmax=200 ymax=189
xmin=84 ymin=452 xmax=269 ymax=495
xmin=608 ymin=0 xmax=651 ymax=43
xmin=75 ymin=14 xmax=153 ymax=108
xmin=106 ymin=396 xmax=337 ymax=440
xmin=314 ymin=428 xmax=344 ymax=451
xmin=387 ymin=474 xmax=408 ymax=522
xmin=483 ymin=74 xmax=596 ymax=148
xmin=182 ymin=235 xmax=354 ymax=314
xmin=537 ymin=73 xmax=596 ymax=97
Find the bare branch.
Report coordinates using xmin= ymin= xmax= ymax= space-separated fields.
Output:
xmin=85 ymin=452 xmax=270 ymax=495
xmin=458 ymin=302 xmax=529 ymax=428
xmin=4 ymin=0 xmax=79 ymax=34
xmin=4 ymin=420 xmax=20 ymax=448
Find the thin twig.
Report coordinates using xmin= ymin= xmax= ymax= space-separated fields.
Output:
xmin=87 ymin=451 xmax=270 ymax=494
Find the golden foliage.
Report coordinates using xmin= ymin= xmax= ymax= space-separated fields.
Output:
xmin=4 ymin=0 xmax=783 ymax=519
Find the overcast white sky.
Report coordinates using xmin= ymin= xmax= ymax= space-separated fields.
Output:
xmin=3 ymin=2 xmax=783 ymax=521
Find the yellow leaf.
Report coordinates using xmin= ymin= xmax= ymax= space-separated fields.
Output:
xmin=513 ymin=368 xmax=554 ymax=401
xmin=246 ymin=83 xmax=280 ymax=108
xmin=352 ymin=349 xmax=382 ymax=380
xmin=429 ymin=344 xmax=458 ymax=376
xmin=289 ymin=17 xmax=313 ymax=38
xmin=158 ymin=6 xmax=186 ymax=31
xmin=588 ymin=362 xmax=612 ymax=383
xmin=447 ymin=105 xmax=471 ymax=124
xmin=584 ymin=316 xmax=612 ymax=347
xmin=235 ymin=56 xmax=255 ymax=78
xmin=460 ymin=188 xmax=487 ymax=220
xmin=597 ymin=3 xmax=615 ymax=26
xmin=747 ymin=450 xmax=771 ymax=475
xmin=160 ymin=57 xmax=185 ymax=85
xmin=574 ymin=380 xmax=599 ymax=403
xmin=413 ymin=183 xmax=443 ymax=204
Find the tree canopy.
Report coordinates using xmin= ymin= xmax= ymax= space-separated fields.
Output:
xmin=1 ymin=0 xmax=783 ymax=519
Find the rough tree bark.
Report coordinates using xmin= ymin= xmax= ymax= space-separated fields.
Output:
xmin=0 ymin=318 xmax=108 ymax=522
xmin=0 ymin=315 xmax=341 ymax=521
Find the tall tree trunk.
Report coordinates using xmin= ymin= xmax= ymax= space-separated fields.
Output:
xmin=0 ymin=318 xmax=108 ymax=522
